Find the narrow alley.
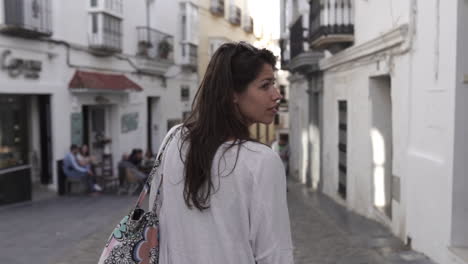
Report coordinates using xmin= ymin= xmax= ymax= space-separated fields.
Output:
xmin=0 ymin=180 xmax=435 ymax=264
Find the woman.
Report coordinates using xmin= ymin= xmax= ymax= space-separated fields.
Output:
xmin=149 ymin=42 xmax=293 ymax=264
xmin=77 ymin=144 xmax=92 ymax=167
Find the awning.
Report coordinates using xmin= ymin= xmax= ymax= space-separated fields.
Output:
xmin=69 ymin=71 xmax=143 ymax=92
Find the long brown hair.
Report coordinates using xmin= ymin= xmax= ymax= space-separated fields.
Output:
xmin=181 ymin=42 xmax=276 ymax=211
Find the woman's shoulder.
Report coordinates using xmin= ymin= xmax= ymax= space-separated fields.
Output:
xmin=239 ymin=141 xmax=281 ymax=163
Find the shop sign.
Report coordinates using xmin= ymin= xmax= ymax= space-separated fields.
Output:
xmin=1 ymin=50 xmax=42 ymax=79
xmin=121 ymin=112 xmax=139 ymax=133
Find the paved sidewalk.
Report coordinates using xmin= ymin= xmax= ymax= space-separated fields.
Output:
xmin=0 ymin=194 xmax=134 ymax=264
xmin=0 ymin=181 xmax=437 ymax=264
xmin=288 ymin=180 xmax=436 ymax=264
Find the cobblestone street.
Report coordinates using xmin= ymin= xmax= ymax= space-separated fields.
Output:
xmin=0 ymin=180 xmax=436 ymax=264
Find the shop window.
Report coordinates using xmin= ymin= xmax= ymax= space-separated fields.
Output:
xmin=0 ymin=95 xmax=29 ymax=170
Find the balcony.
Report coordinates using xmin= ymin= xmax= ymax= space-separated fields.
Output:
xmin=309 ymin=0 xmax=354 ymax=53
xmin=229 ymin=5 xmax=241 ymax=26
xmin=88 ymin=30 xmax=122 ymax=55
xmin=279 ymin=38 xmax=290 ymax=70
xmin=180 ymin=42 xmax=197 ymax=71
xmin=0 ymin=0 xmax=52 ymax=38
xmin=290 ymin=15 xmax=305 ymax=60
xmin=210 ymin=0 xmax=224 ymax=16
xmin=288 ymin=16 xmax=323 ymax=74
xmin=89 ymin=0 xmax=123 ymax=18
xmin=88 ymin=13 xmax=122 ymax=55
xmin=243 ymin=16 xmax=253 ymax=33
xmin=135 ymin=26 xmax=174 ymax=75
xmin=288 ymin=50 xmax=323 ymax=74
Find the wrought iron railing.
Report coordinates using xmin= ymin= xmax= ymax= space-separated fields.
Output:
xmin=309 ymin=0 xmax=354 ymax=43
xmin=243 ymin=16 xmax=253 ymax=33
xmin=137 ymin=26 xmax=174 ymax=61
xmin=279 ymin=38 xmax=290 ymax=69
xmin=290 ymin=15 xmax=304 ymax=59
xmin=229 ymin=5 xmax=241 ymax=26
xmin=210 ymin=0 xmax=224 ymax=16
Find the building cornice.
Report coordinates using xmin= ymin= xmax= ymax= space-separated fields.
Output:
xmin=288 ymin=50 xmax=324 ymax=75
xmin=320 ymin=24 xmax=409 ymax=71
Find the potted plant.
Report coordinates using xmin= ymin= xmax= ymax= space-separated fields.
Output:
xmin=158 ymin=38 xmax=172 ymax=59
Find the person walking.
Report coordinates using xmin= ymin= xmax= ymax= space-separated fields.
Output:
xmin=271 ymin=134 xmax=290 ymax=176
xmin=149 ymin=42 xmax=294 ymax=264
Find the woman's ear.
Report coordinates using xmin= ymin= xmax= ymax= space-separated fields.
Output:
xmin=233 ymin=93 xmax=239 ymax=104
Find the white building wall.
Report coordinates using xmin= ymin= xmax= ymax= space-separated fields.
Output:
xmin=354 ymin=0 xmax=409 ymax=45
xmin=452 ymin=0 xmax=468 ymax=250
xmin=319 ymin=1 xmax=464 ymax=263
xmin=405 ymin=1 xmax=458 ymax=263
xmin=288 ymin=74 xmax=309 ymax=183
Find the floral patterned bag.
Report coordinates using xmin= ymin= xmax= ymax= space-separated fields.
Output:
xmin=98 ymin=127 xmax=180 ymax=264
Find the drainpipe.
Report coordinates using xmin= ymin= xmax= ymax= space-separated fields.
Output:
xmin=402 ymin=0 xmax=417 ymax=247
xmin=146 ymin=0 xmax=151 ymax=42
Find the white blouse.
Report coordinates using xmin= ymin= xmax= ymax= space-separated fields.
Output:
xmin=149 ymin=125 xmax=294 ymax=264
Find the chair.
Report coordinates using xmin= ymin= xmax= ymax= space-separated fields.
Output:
xmin=123 ymin=167 xmax=143 ymax=195
xmin=95 ymin=154 xmax=119 ymax=193
xmin=66 ymin=176 xmax=87 ymax=194
xmin=57 ymin=159 xmax=86 ymax=195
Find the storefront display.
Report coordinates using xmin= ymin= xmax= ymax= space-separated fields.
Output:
xmin=0 ymin=95 xmax=29 ymax=170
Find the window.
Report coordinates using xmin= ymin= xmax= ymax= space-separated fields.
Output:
xmin=102 ymin=13 xmax=122 ymax=47
xmin=0 ymin=95 xmax=29 ymax=170
xmin=105 ymin=0 xmax=123 ymax=14
xmin=92 ymin=13 xmax=98 ymax=33
xmin=182 ymin=111 xmax=191 ymax=121
xmin=180 ymin=2 xmax=199 ymax=43
xmin=209 ymin=38 xmax=228 ymax=57
xmin=181 ymin=12 xmax=187 ymax=42
xmin=181 ymin=85 xmax=190 ymax=101
xmin=91 ymin=0 xmax=98 ymax=7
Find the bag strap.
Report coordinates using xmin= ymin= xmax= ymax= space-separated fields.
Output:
xmin=134 ymin=125 xmax=181 ymax=210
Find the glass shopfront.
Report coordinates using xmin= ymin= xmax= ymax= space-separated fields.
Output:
xmin=0 ymin=95 xmax=29 ymax=170
xmin=0 ymin=94 xmax=32 ymax=206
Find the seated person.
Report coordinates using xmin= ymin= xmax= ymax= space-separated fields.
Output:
xmin=141 ymin=149 xmax=154 ymax=174
xmin=128 ymin=148 xmax=144 ymax=168
xmin=63 ymin=144 xmax=102 ymax=192
xmin=118 ymin=152 xmax=147 ymax=187
xmin=77 ymin=144 xmax=92 ymax=167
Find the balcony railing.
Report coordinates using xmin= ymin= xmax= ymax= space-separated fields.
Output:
xmin=137 ymin=26 xmax=174 ymax=62
xmin=88 ymin=30 xmax=122 ymax=54
xmin=229 ymin=5 xmax=241 ymax=26
xmin=279 ymin=38 xmax=290 ymax=70
xmin=309 ymin=0 xmax=354 ymax=53
xmin=210 ymin=0 xmax=224 ymax=16
xmin=290 ymin=15 xmax=304 ymax=59
xmin=1 ymin=0 xmax=53 ymax=38
xmin=181 ymin=42 xmax=197 ymax=69
xmin=243 ymin=16 xmax=253 ymax=33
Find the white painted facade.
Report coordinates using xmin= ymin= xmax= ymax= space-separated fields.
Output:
xmin=0 ymin=0 xmax=198 ymax=195
xmin=279 ymin=0 xmax=314 ymax=184
xmin=311 ymin=0 xmax=468 ymax=263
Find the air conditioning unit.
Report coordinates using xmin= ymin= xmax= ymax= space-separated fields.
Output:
xmin=210 ymin=0 xmax=224 ymax=16
xmin=229 ymin=5 xmax=241 ymax=26
xmin=0 ymin=0 xmax=52 ymax=37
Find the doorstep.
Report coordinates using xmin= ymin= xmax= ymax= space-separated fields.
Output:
xmin=449 ymin=247 xmax=468 ymax=264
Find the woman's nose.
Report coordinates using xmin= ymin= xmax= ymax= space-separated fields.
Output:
xmin=273 ymin=87 xmax=283 ymax=101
